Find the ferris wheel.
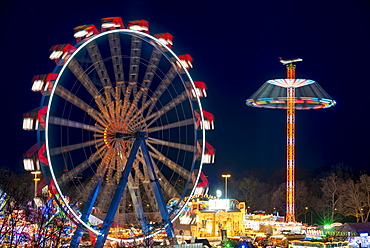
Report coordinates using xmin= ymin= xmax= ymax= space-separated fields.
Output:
xmin=23 ymin=17 xmax=215 ymax=247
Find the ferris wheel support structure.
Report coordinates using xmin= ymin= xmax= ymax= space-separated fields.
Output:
xmin=94 ymin=133 xmax=176 ymax=247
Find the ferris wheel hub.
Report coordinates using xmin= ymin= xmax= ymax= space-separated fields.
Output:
xmin=134 ymin=131 xmax=148 ymax=139
xmin=115 ymin=132 xmax=132 ymax=139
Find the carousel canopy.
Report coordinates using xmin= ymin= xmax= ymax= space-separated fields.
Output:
xmin=246 ymin=79 xmax=336 ymax=110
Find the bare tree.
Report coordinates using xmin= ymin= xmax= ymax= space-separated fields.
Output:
xmin=0 ymin=169 xmax=70 ymax=246
xmin=235 ymin=176 xmax=263 ymax=211
xmin=295 ymin=180 xmax=309 ymax=218
xmin=359 ymin=174 xmax=370 ymax=222
xmin=270 ymin=183 xmax=285 ymax=215
xmin=341 ymin=179 xmax=365 ymax=222
xmin=340 ymin=174 xmax=370 ymax=223
xmin=318 ymin=173 xmax=345 ymax=223
xmin=269 ymin=181 xmax=309 ymax=221
xmin=0 ymin=169 xmax=32 ymax=246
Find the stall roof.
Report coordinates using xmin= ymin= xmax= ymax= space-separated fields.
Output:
xmin=334 ymin=223 xmax=370 ymax=233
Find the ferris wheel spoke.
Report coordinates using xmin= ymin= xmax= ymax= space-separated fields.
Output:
xmin=132 ymin=157 xmax=146 ymax=182
xmin=113 ymin=153 xmax=125 ymax=182
xmin=86 ymin=41 xmax=117 ymax=121
xmin=120 ymin=88 xmax=133 ymax=118
xmin=87 ymin=159 xmax=111 ymax=188
xmin=147 ymin=142 xmax=191 ymax=180
xmin=129 ymin=36 xmax=142 ymax=96
xmin=141 ymin=182 xmax=160 ymax=212
xmin=108 ymin=33 xmax=125 ymax=86
xmin=67 ymin=58 xmax=107 ymax=111
xmin=86 ymin=41 xmax=113 ymax=89
xmin=128 ymin=65 xmax=177 ymax=124
xmin=120 ymin=37 xmax=142 ymax=115
xmin=106 ymin=150 xmax=123 ymax=184
xmin=128 ymin=95 xmax=153 ymax=127
xmin=48 ymin=116 xmax=103 ymax=133
xmin=141 ymin=48 xmax=162 ymax=104
xmin=55 ymin=85 xmax=109 ymax=127
xmin=145 ymin=66 xmax=177 ymax=117
xmin=141 ymin=152 xmax=181 ymax=199
xmin=130 ymin=155 xmax=158 ymax=211
xmin=155 ymin=166 xmax=180 ymax=199
xmin=137 ymin=152 xmax=176 ymax=209
xmin=49 ymin=139 xmax=103 ymax=156
xmin=123 ymin=86 xmax=147 ymax=124
xmin=108 ymin=33 xmax=126 ymax=113
xmin=148 ymin=137 xmax=195 ymax=153
xmin=96 ymin=179 xmax=116 ymax=212
xmin=77 ymin=152 xmax=112 ymax=203
xmin=123 ymin=49 xmax=163 ymax=124
xmin=82 ymin=149 xmax=120 ymax=212
xmin=114 ymin=153 xmax=131 ymax=213
xmin=144 ymin=91 xmax=189 ymax=128
xmin=58 ymin=145 xmax=108 ymax=186
xmin=146 ymin=118 xmax=194 ymax=133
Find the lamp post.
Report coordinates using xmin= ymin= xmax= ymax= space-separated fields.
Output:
xmin=31 ymin=171 xmax=41 ymax=198
xmin=305 ymin=207 xmax=308 ymax=223
xmin=221 ymin=174 xmax=231 ymax=199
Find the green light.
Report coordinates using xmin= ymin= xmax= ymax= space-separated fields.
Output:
xmin=324 ymin=224 xmax=332 ymax=229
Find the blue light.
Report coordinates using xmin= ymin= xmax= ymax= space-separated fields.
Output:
xmin=259 ymin=97 xmax=274 ymax=101
xmin=300 ymin=97 xmax=319 ymax=100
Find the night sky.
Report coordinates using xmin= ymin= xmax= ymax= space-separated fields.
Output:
xmin=1 ymin=0 xmax=370 ymax=190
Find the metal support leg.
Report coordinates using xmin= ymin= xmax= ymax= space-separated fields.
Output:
xmin=94 ymin=138 xmax=142 ymax=248
xmin=70 ymin=180 xmax=103 ymax=247
xmin=127 ymin=179 xmax=150 ymax=235
xmin=140 ymin=140 xmax=175 ymax=239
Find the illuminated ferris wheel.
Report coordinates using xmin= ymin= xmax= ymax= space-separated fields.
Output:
xmin=23 ymin=17 xmax=215 ymax=247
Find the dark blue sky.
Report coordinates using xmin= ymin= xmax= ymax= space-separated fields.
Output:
xmin=1 ymin=0 xmax=370 ymax=188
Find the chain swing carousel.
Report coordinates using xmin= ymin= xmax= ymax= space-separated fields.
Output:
xmin=246 ymin=58 xmax=336 ymax=223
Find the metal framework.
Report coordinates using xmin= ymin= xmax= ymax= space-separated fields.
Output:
xmin=286 ymin=63 xmax=296 ymax=223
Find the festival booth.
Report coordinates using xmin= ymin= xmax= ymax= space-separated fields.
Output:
xmin=333 ymin=223 xmax=370 ymax=247
xmin=174 ymin=195 xmax=246 ymax=238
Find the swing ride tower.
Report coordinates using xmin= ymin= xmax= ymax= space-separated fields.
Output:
xmin=246 ymin=58 xmax=336 ymax=222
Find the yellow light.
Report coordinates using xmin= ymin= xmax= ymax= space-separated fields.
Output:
xmin=31 ymin=171 xmax=41 ymax=175
xmin=221 ymin=174 xmax=231 ymax=199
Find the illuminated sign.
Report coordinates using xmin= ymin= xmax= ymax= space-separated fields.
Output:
xmin=209 ymin=199 xmax=229 ymax=210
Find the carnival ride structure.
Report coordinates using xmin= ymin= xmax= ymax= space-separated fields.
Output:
xmin=246 ymin=59 xmax=335 ymax=223
xmin=23 ymin=17 xmax=215 ymax=248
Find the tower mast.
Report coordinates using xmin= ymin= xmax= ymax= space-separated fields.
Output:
xmin=286 ymin=63 xmax=296 ymax=222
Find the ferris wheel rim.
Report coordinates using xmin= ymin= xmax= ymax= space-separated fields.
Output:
xmin=42 ymin=28 xmax=206 ymax=240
